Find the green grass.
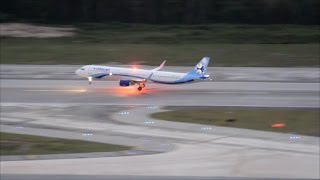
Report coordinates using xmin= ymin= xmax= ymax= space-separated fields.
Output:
xmin=74 ymin=23 xmax=320 ymax=44
xmin=151 ymin=107 xmax=320 ymax=136
xmin=1 ymin=41 xmax=318 ymax=66
xmin=0 ymin=132 xmax=131 ymax=156
xmin=1 ymin=23 xmax=319 ymax=66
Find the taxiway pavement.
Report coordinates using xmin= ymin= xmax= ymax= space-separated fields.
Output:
xmin=1 ymin=66 xmax=319 ymax=179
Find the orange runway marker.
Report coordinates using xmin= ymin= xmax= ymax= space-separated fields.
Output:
xmin=271 ymin=123 xmax=286 ymax=128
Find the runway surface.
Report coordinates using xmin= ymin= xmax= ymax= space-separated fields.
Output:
xmin=1 ymin=65 xmax=319 ymax=179
xmin=1 ymin=64 xmax=319 ymax=82
xmin=1 ymin=79 xmax=319 ymax=107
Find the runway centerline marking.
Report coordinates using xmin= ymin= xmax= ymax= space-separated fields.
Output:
xmin=187 ymin=91 xmax=270 ymax=95
xmin=24 ymin=89 xmax=87 ymax=93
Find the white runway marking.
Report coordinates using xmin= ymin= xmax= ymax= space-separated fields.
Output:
xmin=189 ymin=91 xmax=270 ymax=95
xmin=24 ymin=89 xmax=87 ymax=93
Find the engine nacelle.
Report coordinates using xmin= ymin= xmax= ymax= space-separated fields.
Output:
xmin=119 ymin=80 xmax=133 ymax=87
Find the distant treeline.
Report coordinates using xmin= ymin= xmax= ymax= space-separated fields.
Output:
xmin=1 ymin=0 xmax=319 ymax=24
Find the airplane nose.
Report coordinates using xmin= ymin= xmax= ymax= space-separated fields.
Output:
xmin=75 ymin=69 xmax=80 ymax=75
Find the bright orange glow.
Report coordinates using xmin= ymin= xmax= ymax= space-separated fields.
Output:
xmin=271 ymin=123 xmax=286 ymax=128
xmin=131 ymin=66 xmax=138 ymax=71
xmin=109 ymin=86 xmax=156 ymax=97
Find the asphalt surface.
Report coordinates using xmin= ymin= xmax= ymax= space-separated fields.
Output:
xmin=1 ymin=174 xmax=313 ymax=180
xmin=1 ymin=64 xmax=319 ymax=82
xmin=1 ymin=80 xmax=319 ymax=107
xmin=1 ymin=65 xmax=319 ymax=180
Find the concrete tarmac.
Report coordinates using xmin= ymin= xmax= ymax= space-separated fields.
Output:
xmin=1 ymin=66 xmax=319 ymax=179
xmin=1 ymin=79 xmax=319 ymax=107
xmin=1 ymin=64 xmax=319 ymax=82
xmin=1 ymin=103 xmax=319 ymax=179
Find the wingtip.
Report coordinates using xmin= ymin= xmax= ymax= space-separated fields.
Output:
xmin=159 ymin=60 xmax=166 ymax=69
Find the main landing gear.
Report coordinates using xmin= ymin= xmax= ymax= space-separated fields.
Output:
xmin=138 ymin=83 xmax=145 ymax=91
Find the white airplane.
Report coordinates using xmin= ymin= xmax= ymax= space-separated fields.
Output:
xmin=75 ymin=57 xmax=211 ymax=91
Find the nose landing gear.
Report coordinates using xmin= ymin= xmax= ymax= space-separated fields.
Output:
xmin=88 ymin=77 xmax=92 ymax=84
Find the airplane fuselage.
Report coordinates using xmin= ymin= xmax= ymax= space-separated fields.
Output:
xmin=76 ymin=65 xmax=196 ymax=84
xmin=75 ymin=57 xmax=211 ymax=91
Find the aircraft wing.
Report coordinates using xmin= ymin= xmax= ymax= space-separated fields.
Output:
xmin=130 ymin=73 xmax=153 ymax=84
xmin=119 ymin=73 xmax=153 ymax=90
xmin=118 ymin=60 xmax=163 ymax=86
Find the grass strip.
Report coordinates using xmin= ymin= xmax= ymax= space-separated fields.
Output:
xmin=1 ymin=23 xmax=319 ymax=66
xmin=151 ymin=107 xmax=319 ymax=136
xmin=0 ymin=132 xmax=131 ymax=156
xmin=1 ymin=41 xmax=318 ymax=67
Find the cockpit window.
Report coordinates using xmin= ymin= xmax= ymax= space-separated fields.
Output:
xmin=80 ymin=68 xmax=85 ymax=70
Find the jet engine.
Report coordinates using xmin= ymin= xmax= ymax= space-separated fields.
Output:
xmin=119 ymin=80 xmax=134 ymax=87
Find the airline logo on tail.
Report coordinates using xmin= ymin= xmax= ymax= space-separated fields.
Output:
xmin=196 ymin=62 xmax=205 ymax=74
xmin=190 ymin=57 xmax=210 ymax=76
